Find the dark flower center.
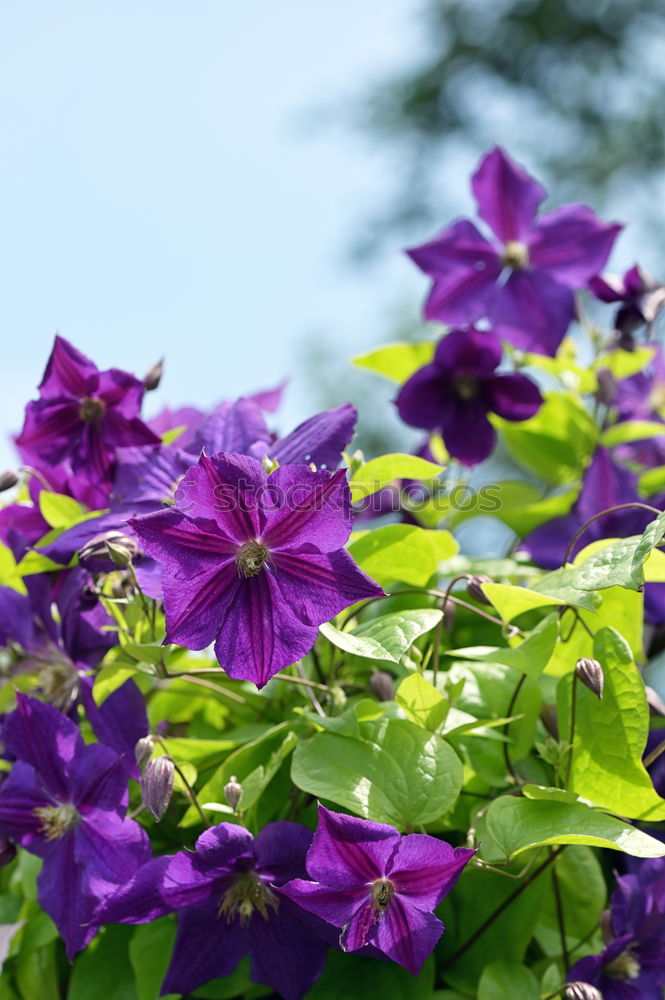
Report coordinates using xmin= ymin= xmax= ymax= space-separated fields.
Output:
xmin=453 ymin=375 xmax=478 ymax=401
xmin=38 ymin=658 xmax=80 ymax=711
xmin=235 ymin=541 xmax=269 ymax=578
xmin=606 ymin=947 xmax=641 ymax=981
xmin=79 ymin=396 xmax=107 ymax=423
xmin=371 ymin=878 xmax=395 ymax=917
xmin=33 ymin=803 xmax=80 ymax=841
xmin=218 ymin=871 xmax=278 ymax=926
xmin=501 ymin=240 xmax=530 ymax=270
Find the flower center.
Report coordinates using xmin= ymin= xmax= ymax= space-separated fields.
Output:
xmin=606 ymin=947 xmax=641 ymax=981
xmin=371 ymin=878 xmax=395 ymax=917
xmin=501 ymin=240 xmax=530 ymax=270
xmin=38 ymin=658 xmax=80 ymax=710
xmin=33 ymin=803 xmax=80 ymax=841
xmin=78 ymin=396 xmax=106 ymax=423
xmin=453 ymin=375 xmax=478 ymax=401
xmin=235 ymin=541 xmax=269 ymax=578
xmin=218 ymin=871 xmax=278 ymax=926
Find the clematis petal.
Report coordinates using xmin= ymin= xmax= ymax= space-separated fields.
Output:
xmin=162 ymin=899 xmax=250 ymax=996
xmin=129 ymin=508 xmax=238 ymax=577
xmin=471 ymin=146 xmax=546 ymax=243
xmin=278 ymin=878 xmax=367 ymax=929
xmin=423 ymin=264 xmax=500 ymax=326
xmin=387 ymin=836 xmax=476 ymax=909
xmin=249 ymin=903 xmax=329 ymax=1000
xmin=96 ymin=368 xmax=152 ymax=423
xmin=192 ymin=397 xmax=272 ymax=457
xmin=0 ymin=586 xmax=35 ymax=649
xmin=306 ymin=806 xmax=399 ymax=885
xmin=407 ymin=218 xmax=499 ymax=276
xmin=254 ymin=821 xmax=313 ymax=884
xmin=484 ymin=373 xmax=543 ymax=421
xmin=434 ymin=326 xmax=502 ymax=376
xmin=161 ymin=560 xmax=241 ymax=650
xmin=38 ymin=834 xmax=99 ymax=959
xmin=111 ymin=444 xmax=192 ymax=510
xmin=174 ymin=452 xmax=265 ymax=541
xmin=38 ymin=335 xmax=98 ymax=400
xmin=371 ymin=895 xmax=444 ymax=976
xmin=491 ymin=269 xmax=575 ymax=356
xmin=2 ymin=694 xmax=82 ymax=801
xmin=15 ymin=399 xmax=81 ymax=460
xmin=214 ymin=573 xmax=318 ymax=687
xmin=528 ymin=203 xmax=622 ymax=287
xmin=261 ymin=467 xmax=353 ymax=552
xmin=0 ymin=761 xmax=52 ymax=850
xmin=99 ymin=851 xmax=219 ymax=925
xmin=395 ymin=364 xmax=452 ymax=431
xmin=75 ymin=808 xmax=151 ymax=886
xmin=193 ymin=822 xmax=255 ymax=870
xmin=439 ymin=397 xmax=496 ymax=466
xmin=270 ymin=403 xmax=357 ymax=470
xmin=80 ymin=678 xmax=149 ymax=781
xmin=270 ymin=549 xmax=384 ymax=626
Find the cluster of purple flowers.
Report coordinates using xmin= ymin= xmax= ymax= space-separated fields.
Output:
xmin=0 ymin=693 xmax=474 ymax=998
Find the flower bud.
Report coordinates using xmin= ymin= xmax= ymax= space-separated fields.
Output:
xmin=565 ymin=983 xmax=602 ymax=1000
xmin=0 ymin=469 xmax=20 ymax=493
xmin=78 ymin=530 xmax=139 ymax=572
xmin=575 ymin=657 xmax=604 ymax=699
xmin=466 ymin=574 xmax=492 ymax=606
xmin=646 ymin=685 xmax=665 ymax=717
xmin=0 ymin=838 xmax=16 ymax=867
xmin=595 ymin=367 xmax=616 ymax=406
xmin=224 ymin=775 xmax=243 ymax=812
xmin=140 ymin=756 xmax=175 ymax=820
xmin=134 ymin=735 xmax=155 ymax=769
xmin=143 ymin=358 xmax=164 ymax=391
xmin=370 ymin=670 xmax=394 ymax=702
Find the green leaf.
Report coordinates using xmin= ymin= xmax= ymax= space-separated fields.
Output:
xmin=450 ymin=480 xmax=579 ymax=536
xmin=68 ymin=925 xmax=138 ymax=1000
xmin=348 ymin=524 xmax=458 ymax=586
xmin=481 ymin=582 xmax=567 ymax=621
xmin=0 ymin=542 xmax=26 ymax=593
xmin=477 ymin=960 xmax=539 ymax=1000
xmin=38 ymin=491 xmax=86 ymax=529
xmin=16 ymin=942 xmax=59 ymax=1000
xmin=523 ymin=349 xmax=597 ymax=393
xmin=535 ymin=847 xmax=606 ymax=957
xmin=639 ymin=464 xmax=665 ymax=497
xmin=596 ymin=345 xmax=655 ymax=379
xmin=308 ymin=949 xmax=435 ymax=1000
xmin=395 ymin=673 xmax=448 ymax=730
xmin=352 ymin=340 xmax=435 ymax=383
xmin=497 ymin=392 xmax=598 ymax=485
xmin=484 ymin=796 xmax=665 ymax=861
xmin=291 ymin=716 xmax=463 ymax=829
xmin=601 ymin=419 xmax=665 ymax=447
xmin=558 ymin=626 xmax=665 ymax=820
xmin=320 ymin=609 xmax=443 ymax=664
xmin=448 ymin=613 xmax=558 ymax=679
xmin=93 ymin=661 xmax=151 ymax=705
xmin=564 ymin=514 xmax=665 ymax=593
xmin=349 ymin=453 xmax=444 ymax=502
xmin=129 ymin=918 xmax=178 ymax=1000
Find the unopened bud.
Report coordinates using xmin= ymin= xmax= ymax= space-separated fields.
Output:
xmin=595 ymin=367 xmax=616 ymax=406
xmin=140 ymin=756 xmax=175 ymax=820
xmin=0 ymin=469 xmax=19 ymax=493
xmin=134 ymin=735 xmax=155 ymax=769
xmin=79 ymin=530 xmax=139 ymax=571
xmin=565 ymin=983 xmax=602 ymax=1000
xmin=575 ymin=657 xmax=604 ymax=699
xmin=466 ymin=574 xmax=492 ymax=605
xmin=646 ymin=685 xmax=665 ymax=717
xmin=224 ymin=775 xmax=243 ymax=812
xmin=143 ymin=358 xmax=164 ymax=391
xmin=0 ymin=838 xmax=16 ymax=867
xmin=370 ymin=670 xmax=394 ymax=702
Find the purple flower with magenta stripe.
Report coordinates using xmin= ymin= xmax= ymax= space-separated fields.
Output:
xmin=408 ymin=147 xmax=621 ymax=355
xmin=129 ymin=453 xmax=383 ymax=687
xmin=0 ymin=695 xmax=150 ymax=957
xmin=395 ymin=327 xmax=542 ymax=465
xmin=99 ymin=821 xmax=327 ymax=1000
xmin=16 ymin=336 xmax=159 ymax=506
xmin=280 ymin=806 xmax=476 ymax=975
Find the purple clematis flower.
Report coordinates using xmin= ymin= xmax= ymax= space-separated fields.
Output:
xmin=99 ymin=820 xmax=327 ymax=1000
xmin=395 ymin=327 xmax=542 ymax=465
xmin=129 ymin=453 xmax=383 ymax=687
xmin=408 ymin=147 xmax=621 ymax=355
xmin=16 ymin=336 xmax=160 ymax=506
xmin=280 ymin=806 xmax=476 ymax=976
xmin=568 ymin=858 xmax=665 ymax=999
xmin=589 ymin=264 xmax=665 ymax=336
xmin=0 ymin=694 xmax=150 ymax=957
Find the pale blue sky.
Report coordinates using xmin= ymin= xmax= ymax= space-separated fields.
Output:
xmin=0 ymin=0 xmax=424 ymax=468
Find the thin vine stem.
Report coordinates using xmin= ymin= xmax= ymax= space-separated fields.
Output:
xmin=503 ymin=674 xmax=526 ymax=786
xmin=563 ymin=501 xmax=662 ymax=565
xmin=565 ymin=672 xmax=579 ymax=789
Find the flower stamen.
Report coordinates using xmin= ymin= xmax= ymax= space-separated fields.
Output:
xmin=34 ymin=803 xmax=80 ymax=841
xmin=235 ymin=541 xmax=269 ymax=578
